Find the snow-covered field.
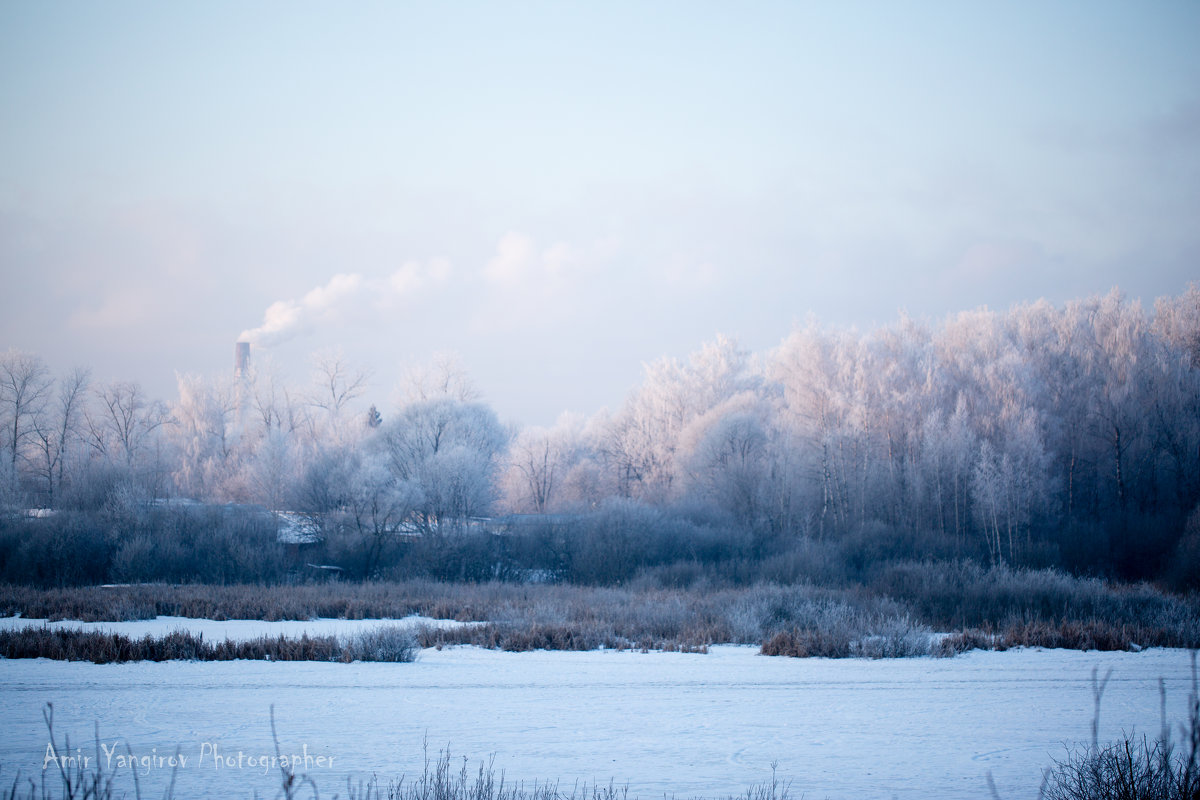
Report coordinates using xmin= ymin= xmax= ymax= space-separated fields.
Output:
xmin=0 ymin=627 xmax=1195 ymax=799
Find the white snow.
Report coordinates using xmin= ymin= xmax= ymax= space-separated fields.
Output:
xmin=273 ymin=511 xmax=322 ymax=544
xmin=0 ymin=645 xmax=1194 ymax=799
xmin=0 ymin=615 xmax=473 ymax=642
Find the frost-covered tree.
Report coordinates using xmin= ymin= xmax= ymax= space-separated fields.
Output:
xmin=677 ymin=394 xmax=770 ymax=524
xmin=1153 ymin=283 xmax=1200 ymax=367
xmin=1067 ymin=291 xmax=1156 ymax=516
xmin=1144 ymin=335 xmax=1200 ymax=512
xmin=243 ymin=426 xmax=298 ymax=511
xmin=915 ymin=397 xmax=978 ymax=541
xmin=769 ymin=325 xmax=864 ymax=533
xmin=382 ymin=397 xmax=507 ymax=531
xmin=600 ymin=335 xmax=759 ymax=503
xmin=171 ymin=373 xmax=240 ymax=500
xmin=5 ymin=284 xmax=1200 ymax=580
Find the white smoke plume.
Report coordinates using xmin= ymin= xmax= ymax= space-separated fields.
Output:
xmin=239 ymin=261 xmax=451 ymax=347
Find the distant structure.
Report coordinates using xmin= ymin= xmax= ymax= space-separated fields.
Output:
xmin=234 ymin=341 xmax=251 ymax=379
xmin=234 ymin=341 xmax=251 ymax=429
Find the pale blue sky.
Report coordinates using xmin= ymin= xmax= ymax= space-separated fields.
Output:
xmin=2 ymin=1 xmax=1198 ymax=424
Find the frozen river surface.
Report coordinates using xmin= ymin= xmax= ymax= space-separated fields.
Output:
xmin=1 ymin=636 xmax=1195 ymax=799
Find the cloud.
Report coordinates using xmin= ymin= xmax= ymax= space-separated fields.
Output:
xmin=239 ymin=259 xmax=453 ymax=346
xmin=69 ymin=286 xmax=162 ymax=331
xmin=483 ymin=231 xmax=579 ymax=286
xmin=387 ymin=257 xmax=452 ymax=296
xmin=483 ymin=232 xmax=538 ymax=284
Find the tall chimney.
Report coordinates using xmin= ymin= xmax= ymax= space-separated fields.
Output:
xmin=234 ymin=341 xmax=250 ymax=378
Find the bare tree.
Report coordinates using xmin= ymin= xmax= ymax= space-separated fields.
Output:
xmin=87 ymin=381 xmax=173 ymax=469
xmin=0 ymin=349 xmax=53 ymax=489
xmin=31 ymin=367 xmax=90 ymax=506
xmin=400 ymin=352 xmax=480 ymax=404
xmin=306 ymin=350 xmax=370 ymax=451
xmin=309 ymin=349 xmax=370 ymax=418
xmin=508 ymin=427 xmax=559 ymax=513
xmin=345 ymin=453 xmax=422 ymax=578
xmin=246 ymin=361 xmax=309 ymax=437
xmin=505 ymin=419 xmax=585 ymax=513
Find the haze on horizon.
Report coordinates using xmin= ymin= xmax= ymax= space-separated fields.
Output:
xmin=2 ymin=1 xmax=1198 ymax=425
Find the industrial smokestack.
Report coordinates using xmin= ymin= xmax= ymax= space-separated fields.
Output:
xmin=234 ymin=341 xmax=250 ymax=378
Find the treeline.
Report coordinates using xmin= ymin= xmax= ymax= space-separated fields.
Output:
xmin=2 ymin=287 xmax=1199 ymax=587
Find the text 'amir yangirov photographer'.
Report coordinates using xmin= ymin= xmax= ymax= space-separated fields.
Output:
xmin=43 ymin=740 xmax=336 ymax=777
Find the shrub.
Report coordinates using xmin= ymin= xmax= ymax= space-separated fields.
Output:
xmin=343 ymin=625 xmax=418 ymax=662
xmin=3 ymin=575 xmax=1197 ymax=657
xmin=1042 ymin=736 xmax=1193 ymax=800
xmin=936 ymin=628 xmax=1000 ymax=656
xmin=758 ymin=611 xmax=936 ymax=659
xmin=1042 ymin=658 xmax=1200 ymax=800
xmin=1001 ymin=620 xmax=1136 ymax=652
xmin=0 ymin=626 xmax=418 ymax=664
